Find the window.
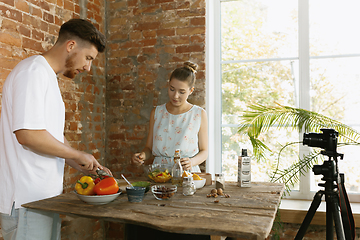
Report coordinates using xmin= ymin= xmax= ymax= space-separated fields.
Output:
xmin=207 ymin=0 xmax=360 ymax=201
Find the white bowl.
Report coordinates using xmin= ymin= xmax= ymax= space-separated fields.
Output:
xmin=74 ymin=191 xmax=121 ymax=205
xmin=193 ymin=178 xmax=206 ymax=189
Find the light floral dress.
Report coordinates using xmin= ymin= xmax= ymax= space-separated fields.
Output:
xmin=152 ymin=104 xmax=203 ymax=172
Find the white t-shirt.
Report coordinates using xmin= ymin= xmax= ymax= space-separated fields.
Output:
xmin=0 ymin=55 xmax=65 ymax=215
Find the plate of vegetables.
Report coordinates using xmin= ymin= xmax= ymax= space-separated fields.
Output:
xmin=74 ymin=175 xmax=121 ymax=205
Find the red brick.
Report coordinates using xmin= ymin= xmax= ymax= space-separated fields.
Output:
xmin=75 ymin=4 xmax=80 ymax=14
xmin=128 ymin=0 xmax=138 ymax=7
xmin=87 ymin=2 xmax=100 ymax=16
xmin=190 ymin=17 xmax=205 ymax=26
xmin=69 ymin=122 xmax=78 ymax=131
xmin=108 ymin=66 xmax=132 ymax=75
xmin=1 ymin=0 xmax=14 ymax=7
xmin=43 ymin=12 xmax=54 ymax=23
xmin=110 ymin=1 xmax=127 ymax=9
xmin=129 ymin=31 xmax=142 ymax=40
xmin=191 ymin=35 xmax=205 ymax=44
xmin=15 ymin=0 xmax=29 ymax=13
xmin=0 ymin=5 xmax=22 ymax=22
xmin=141 ymin=0 xmax=155 ymax=5
xmin=162 ymin=36 xmax=190 ymax=45
xmin=161 ymin=2 xmax=176 ymax=10
xmin=32 ymin=29 xmax=44 ymax=41
xmin=134 ymin=22 xmax=161 ymax=31
xmin=177 ymin=9 xmax=205 ymax=17
xmin=0 ymin=57 xmax=19 ymax=70
xmin=177 ymin=1 xmax=190 ymax=9
xmin=57 ymin=0 xmax=63 ymax=7
xmin=155 ymin=0 xmax=172 ymax=3
xmin=143 ymin=47 xmax=156 ymax=54
xmin=140 ymin=38 xmax=157 ymax=47
xmin=109 ymin=33 xmax=128 ymax=41
xmin=191 ymin=0 xmax=205 ymax=9
xmin=0 ymin=32 xmax=21 ymax=47
xmin=133 ymin=5 xmax=159 ymax=15
xmin=176 ymin=27 xmax=205 ymax=36
xmin=87 ymin=12 xmax=94 ymax=19
xmin=143 ymin=30 xmax=156 ymax=38
xmin=30 ymin=6 xmax=42 ymax=18
xmin=1 ymin=19 xmax=18 ymax=31
xmin=18 ymin=25 xmax=31 ymax=37
xmin=64 ymin=0 xmax=74 ymax=11
xmin=0 ymin=47 xmax=13 ymax=58
xmin=39 ymin=0 xmax=50 ymax=11
xmin=162 ymin=18 xmax=189 ymax=28
xmin=156 ymin=29 xmax=175 ymax=36
xmin=94 ymin=14 xmax=102 ymax=24
xmin=94 ymin=115 xmax=101 ymax=122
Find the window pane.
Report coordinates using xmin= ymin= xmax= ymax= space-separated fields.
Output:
xmin=221 ymin=0 xmax=299 ymax=189
xmin=221 ymin=60 xmax=299 ymax=188
xmin=310 ymin=57 xmax=360 ymax=193
xmin=221 ymin=0 xmax=298 ymax=61
xmin=310 ymin=0 xmax=360 ymax=56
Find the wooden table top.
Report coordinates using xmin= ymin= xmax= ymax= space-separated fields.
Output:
xmin=23 ymin=181 xmax=284 ymax=240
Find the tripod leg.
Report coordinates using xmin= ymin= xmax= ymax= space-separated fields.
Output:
xmin=325 ymin=196 xmax=334 ymax=240
xmin=329 ymin=194 xmax=345 ymax=240
xmin=295 ymin=191 xmax=324 ymax=240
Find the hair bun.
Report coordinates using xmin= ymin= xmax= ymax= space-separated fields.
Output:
xmin=183 ymin=61 xmax=198 ymax=73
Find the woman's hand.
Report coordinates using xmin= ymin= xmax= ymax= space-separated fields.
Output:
xmin=180 ymin=157 xmax=192 ymax=171
xmin=131 ymin=152 xmax=145 ymax=166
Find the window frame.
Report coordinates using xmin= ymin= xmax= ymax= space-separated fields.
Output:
xmin=206 ymin=0 xmax=360 ymax=201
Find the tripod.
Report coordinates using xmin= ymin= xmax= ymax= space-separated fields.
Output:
xmin=295 ymin=154 xmax=347 ymax=240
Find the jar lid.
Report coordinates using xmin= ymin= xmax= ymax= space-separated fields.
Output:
xmin=215 ymin=173 xmax=224 ymax=176
xmin=183 ymin=176 xmax=193 ymax=181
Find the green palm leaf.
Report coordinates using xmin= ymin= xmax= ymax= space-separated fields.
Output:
xmin=238 ymin=103 xmax=360 ymax=191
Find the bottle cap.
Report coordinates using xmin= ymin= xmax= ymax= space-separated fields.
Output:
xmin=241 ymin=149 xmax=248 ymax=156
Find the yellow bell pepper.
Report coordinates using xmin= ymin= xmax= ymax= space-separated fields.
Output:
xmin=75 ymin=176 xmax=95 ymax=195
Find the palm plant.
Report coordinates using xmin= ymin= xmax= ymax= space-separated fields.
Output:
xmin=238 ymin=103 xmax=360 ymax=193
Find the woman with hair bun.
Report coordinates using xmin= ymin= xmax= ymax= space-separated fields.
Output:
xmin=132 ymin=61 xmax=208 ymax=173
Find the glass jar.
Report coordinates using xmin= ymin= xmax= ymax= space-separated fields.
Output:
xmin=215 ymin=173 xmax=225 ymax=190
xmin=182 ymin=176 xmax=196 ymax=196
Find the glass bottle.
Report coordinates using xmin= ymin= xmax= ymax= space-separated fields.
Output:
xmin=215 ymin=173 xmax=225 ymax=190
xmin=183 ymin=176 xmax=196 ymax=196
xmin=171 ymin=149 xmax=183 ymax=187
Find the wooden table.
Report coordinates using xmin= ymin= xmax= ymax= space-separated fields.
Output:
xmin=23 ymin=181 xmax=284 ymax=240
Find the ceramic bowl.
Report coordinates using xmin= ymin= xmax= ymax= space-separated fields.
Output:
xmin=126 ymin=186 xmax=146 ymax=202
xmin=132 ymin=181 xmax=151 ymax=193
xmin=193 ymin=178 xmax=206 ymax=189
xmin=143 ymin=163 xmax=173 ymax=183
xmin=151 ymin=185 xmax=177 ymax=200
xmin=74 ymin=191 xmax=121 ymax=205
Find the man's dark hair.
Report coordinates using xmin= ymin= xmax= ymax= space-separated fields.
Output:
xmin=57 ymin=19 xmax=106 ymax=53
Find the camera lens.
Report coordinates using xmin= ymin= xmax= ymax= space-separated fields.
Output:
xmin=303 ymin=132 xmax=326 ymax=149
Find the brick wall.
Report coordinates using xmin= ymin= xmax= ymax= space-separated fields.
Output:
xmin=1 ymin=1 xmax=359 ymax=240
xmin=105 ymin=0 xmax=207 ymax=180
xmin=0 ymin=0 xmax=106 ymax=239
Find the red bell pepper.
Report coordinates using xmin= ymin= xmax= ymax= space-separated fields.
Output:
xmin=93 ymin=177 xmax=119 ymax=195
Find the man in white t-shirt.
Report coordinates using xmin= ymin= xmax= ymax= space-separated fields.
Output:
xmin=0 ymin=19 xmax=110 ymax=240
